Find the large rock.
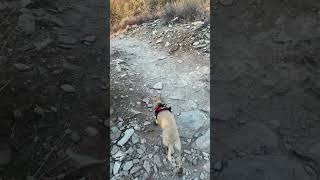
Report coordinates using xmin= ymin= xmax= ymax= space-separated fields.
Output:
xmin=193 ymin=129 xmax=210 ymax=152
xmin=218 ymin=156 xmax=314 ymax=180
xmin=176 ymin=110 xmax=209 ymax=138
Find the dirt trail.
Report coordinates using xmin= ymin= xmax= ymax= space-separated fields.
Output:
xmin=110 ymin=34 xmax=210 ymax=179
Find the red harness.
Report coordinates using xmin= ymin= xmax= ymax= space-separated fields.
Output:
xmin=154 ymin=103 xmax=172 ymax=118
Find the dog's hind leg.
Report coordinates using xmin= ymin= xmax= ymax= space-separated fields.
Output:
xmin=167 ymin=144 xmax=174 ymax=163
xmin=175 ymin=138 xmax=183 ymax=175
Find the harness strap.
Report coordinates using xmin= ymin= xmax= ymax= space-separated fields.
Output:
xmin=154 ymin=103 xmax=172 ymax=118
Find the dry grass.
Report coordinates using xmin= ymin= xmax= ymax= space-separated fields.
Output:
xmin=110 ymin=0 xmax=210 ymax=33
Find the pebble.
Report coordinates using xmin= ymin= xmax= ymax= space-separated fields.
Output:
xmin=113 ymin=151 xmax=126 ymax=161
xmin=117 ymin=128 xmax=134 ymax=146
xmin=14 ymin=63 xmax=30 ymax=71
xmin=153 ymin=155 xmax=162 ymax=167
xmin=130 ymin=166 xmax=141 ymax=174
xmin=111 ymin=146 xmax=119 ymax=155
xmin=122 ymin=161 xmax=134 ymax=171
xmin=153 ymin=82 xmax=163 ymax=90
xmin=131 ymin=133 xmax=139 ymax=144
xmin=60 ymin=84 xmax=76 ymax=93
xmin=199 ymin=173 xmax=206 ymax=179
xmin=34 ymin=105 xmax=45 ymax=116
xmin=70 ymin=131 xmax=81 ymax=142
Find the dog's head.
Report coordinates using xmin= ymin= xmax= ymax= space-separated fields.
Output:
xmin=150 ymin=96 xmax=162 ymax=125
xmin=151 ymin=96 xmax=162 ymax=109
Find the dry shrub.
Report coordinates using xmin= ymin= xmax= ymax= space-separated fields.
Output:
xmin=163 ymin=0 xmax=204 ymax=22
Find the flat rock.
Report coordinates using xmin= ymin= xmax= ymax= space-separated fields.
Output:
xmin=33 ymin=38 xmax=53 ymax=51
xmin=193 ymin=129 xmax=210 ymax=152
xmin=60 ymin=84 xmax=76 ymax=93
xmin=113 ymin=161 xmax=121 ymax=175
xmin=117 ymin=128 xmax=134 ymax=146
xmin=58 ymin=35 xmax=77 ymax=45
xmin=153 ymin=82 xmax=163 ymax=90
xmin=123 ymin=161 xmax=134 ymax=171
xmin=218 ymin=156 xmax=313 ymax=180
xmin=176 ymin=110 xmax=208 ymax=138
xmin=130 ymin=166 xmax=141 ymax=174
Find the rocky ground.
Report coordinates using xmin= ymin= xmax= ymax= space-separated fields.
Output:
xmin=110 ymin=19 xmax=210 ymax=179
xmin=213 ymin=0 xmax=320 ymax=179
xmin=0 ymin=0 xmax=108 ymax=179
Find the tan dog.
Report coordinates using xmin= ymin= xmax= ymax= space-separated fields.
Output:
xmin=151 ymin=97 xmax=183 ymax=174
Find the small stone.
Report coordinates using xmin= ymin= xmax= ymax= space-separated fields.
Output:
xmin=140 ymin=138 xmax=146 ymax=144
xmin=60 ymin=84 xmax=76 ymax=93
xmin=34 ymin=38 xmax=53 ymax=51
xmin=143 ymin=161 xmax=151 ymax=173
xmin=130 ymin=166 xmax=141 ymax=174
xmin=137 ymin=148 xmax=144 ymax=155
xmin=113 ymin=161 xmax=121 ymax=175
xmin=111 ymin=146 xmax=119 ymax=155
xmin=130 ymin=109 xmax=142 ymax=115
xmin=177 ymin=60 xmax=183 ymax=64
xmin=165 ymin=42 xmax=170 ymax=47
xmin=14 ymin=63 xmax=30 ymax=71
xmin=156 ymin=38 xmax=163 ymax=44
xmin=70 ymin=132 xmax=81 ymax=143
xmin=13 ymin=109 xmax=23 ymax=119
xmin=117 ymin=128 xmax=134 ymax=146
xmin=131 ymin=133 xmax=139 ymax=144
xmin=158 ymin=56 xmax=166 ymax=60
xmin=193 ymin=41 xmax=200 ymax=46
xmin=153 ymin=155 xmax=162 ymax=167
xmin=143 ymin=121 xmax=151 ymax=126
xmin=142 ymin=98 xmax=149 ymax=104
xmin=85 ymin=126 xmax=99 ymax=137
xmin=58 ymin=35 xmax=77 ymax=45
xmin=113 ymin=151 xmax=126 ymax=161
xmin=200 ymin=173 xmax=206 ymax=179
xmin=154 ymin=146 xmax=159 ymax=151
xmin=123 ymin=161 xmax=134 ymax=171
xmin=133 ymin=159 xmax=139 ymax=164
xmin=111 ymin=127 xmax=121 ymax=141
xmin=219 ymin=0 xmax=233 ymax=6
xmin=34 ymin=105 xmax=45 ymax=116
xmin=153 ymin=82 xmax=163 ymax=90
xmin=83 ymin=35 xmax=96 ymax=43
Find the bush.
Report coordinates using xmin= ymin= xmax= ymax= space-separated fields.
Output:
xmin=177 ymin=0 xmax=203 ymax=21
